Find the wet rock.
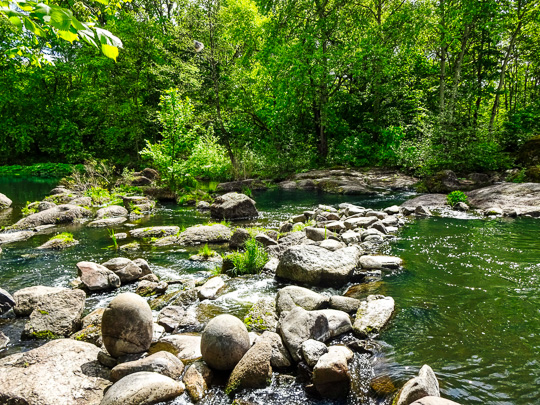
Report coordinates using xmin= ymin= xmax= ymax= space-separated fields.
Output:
xmin=410 ymin=397 xmax=462 ymax=405
xmin=136 ymin=280 xmax=168 ymax=297
xmin=0 ymin=230 xmax=34 ymax=245
xmin=227 ymin=340 xmax=273 ymax=392
xmin=88 ymin=217 xmax=127 ymax=227
xmin=0 ymin=331 xmax=9 ymax=348
xmin=133 ymin=258 xmax=151 ymax=274
xmin=198 ymin=276 xmax=225 ymax=300
xmin=183 ymin=361 xmax=213 ymax=401
xmin=23 ymin=288 xmax=86 ymax=338
xmin=454 ymin=202 xmax=469 ymax=211
xmin=415 ymin=205 xmax=432 ymax=216
xmin=256 ymin=233 xmax=278 ymax=247
xmin=102 ymin=292 xmax=153 ymax=358
xmin=37 ymin=234 xmax=79 ymax=250
xmin=11 ymin=204 xmax=91 ymax=229
xmin=0 ymin=287 xmax=15 ymax=315
xmin=131 ymin=226 xmax=179 ymax=238
xmin=151 ymin=334 xmax=202 ymax=362
xmin=0 ymin=192 xmax=12 ymax=209
xmin=77 ymin=261 xmax=121 ymax=291
xmin=110 ymin=351 xmax=184 ymax=382
xmin=302 ymin=339 xmax=328 ymax=367
xmin=244 ymin=298 xmax=278 ymax=333
xmin=0 ymin=339 xmax=111 ymax=404
xmin=360 ymin=255 xmax=403 ymax=269
xmin=96 ymin=205 xmax=129 ymax=219
xmin=201 ymin=314 xmax=250 ymax=370
xmin=70 ymin=307 xmax=105 ymax=346
xmin=279 ymin=307 xmax=352 ymax=362
xmin=180 ymin=224 xmax=232 ymax=245
xmin=312 ymin=348 xmax=351 ymax=398
xmin=484 ymin=207 xmax=504 ymax=216
xmin=353 ymin=295 xmax=395 ymax=337
xmin=103 ymin=258 xmax=146 ymax=283
xmin=210 ymin=192 xmax=259 ymax=220
xmin=276 ymin=245 xmax=362 ymax=286
xmin=256 ymin=331 xmax=292 ymax=368
xmin=230 ymin=227 xmax=251 ymax=249
xmin=101 ymin=371 xmax=184 ymax=405
xmin=276 ymin=285 xmax=328 ymax=315
xmin=329 ymin=296 xmax=361 ymax=314
xmin=158 ymin=306 xmax=202 ymax=333
xmin=395 ymin=365 xmax=440 ymax=405
xmin=13 ymin=285 xmax=65 ymax=316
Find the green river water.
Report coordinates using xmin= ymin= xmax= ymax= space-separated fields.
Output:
xmin=0 ymin=176 xmax=539 ymax=404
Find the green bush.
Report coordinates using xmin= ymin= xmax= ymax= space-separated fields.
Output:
xmin=447 ymin=190 xmax=468 ymax=207
xmin=198 ymin=244 xmax=216 ymax=258
xmin=224 ymin=237 xmax=268 ymax=277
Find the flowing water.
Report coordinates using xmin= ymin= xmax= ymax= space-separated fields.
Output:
xmin=0 ymin=177 xmax=539 ymax=404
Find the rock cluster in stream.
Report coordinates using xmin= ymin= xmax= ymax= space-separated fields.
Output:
xmin=0 ymin=194 xmax=478 ymax=404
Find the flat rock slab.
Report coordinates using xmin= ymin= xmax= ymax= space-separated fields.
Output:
xmin=13 ymin=285 xmax=66 ymax=316
xmin=0 ymin=339 xmax=111 ymax=404
xmin=11 ymin=204 xmax=91 ymax=229
xmin=466 ymin=182 xmax=540 ymax=216
xmin=179 ymin=224 xmax=232 ymax=245
xmin=130 ymin=226 xmax=180 ymax=238
xmin=359 ymin=255 xmax=403 ymax=269
xmin=88 ymin=217 xmax=127 ymax=227
xmin=110 ymin=351 xmax=184 ymax=382
xmin=353 ymin=295 xmax=395 ymax=337
xmin=0 ymin=230 xmax=34 ymax=245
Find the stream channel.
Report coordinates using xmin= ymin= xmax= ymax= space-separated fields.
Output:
xmin=0 ymin=176 xmax=539 ymax=405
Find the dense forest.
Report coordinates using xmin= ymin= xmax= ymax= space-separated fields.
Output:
xmin=1 ymin=0 xmax=540 ymax=179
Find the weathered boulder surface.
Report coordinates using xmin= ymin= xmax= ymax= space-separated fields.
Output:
xmin=157 ymin=306 xmax=202 ymax=333
xmin=0 ymin=192 xmax=12 ymax=209
xmin=13 ymin=285 xmax=65 ymax=316
xmin=131 ymin=226 xmax=179 ymax=238
xmin=198 ymin=276 xmax=225 ymax=300
xmin=23 ymin=288 xmax=86 ymax=338
xmin=466 ymin=182 xmax=540 ymax=216
xmin=244 ymin=298 xmax=278 ymax=333
xmin=179 ymin=224 xmax=232 ymax=245
xmin=210 ymin=192 xmax=259 ymax=220
xmin=70 ymin=307 xmax=105 ymax=346
xmin=37 ymin=235 xmax=79 ymax=250
xmin=0 ymin=287 xmax=16 ymax=315
xmin=77 ymin=261 xmax=121 ymax=291
xmin=329 ymin=295 xmax=361 ymax=314
xmin=256 ymin=331 xmax=292 ymax=368
xmin=0 ymin=230 xmax=34 ymax=245
xmin=102 ymin=292 xmax=153 ymax=358
xmin=201 ymin=314 xmax=250 ymax=371
xmin=110 ymin=351 xmax=185 ymax=382
xmin=276 ymin=245 xmax=362 ymax=286
xmin=360 ymin=255 xmax=403 ymax=270
xmin=11 ymin=204 xmax=91 ymax=229
xmin=103 ymin=257 xmax=149 ymax=283
xmin=395 ymin=365 xmax=440 ymax=405
xmin=276 ymin=285 xmax=328 ymax=314
xmin=0 ymin=339 xmax=111 ymax=404
xmin=353 ymin=295 xmax=395 ymax=337
xmin=301 ymin=339 xmax=328 ymax=367
xmin=401 ymin=195 xmax=447 ymax=211
xmin=227 ymin=340 xmax=273 ymax=392
xmin=101 ymin=371 xmax=184 ymax=405
xmin=229 ymin=227 xmax=251 ymax=249
xmin=151 ymin=334 xmax=202 ymax=362
xmin=312 ymin=349 xmax=351 ymax=398
xmin=88 ymin=217 xmax=127 ymax=227
xmin=96 ymin=205 xmax=129 ymax=219
xmin=183 ymin=361 xmax=213 ymax=402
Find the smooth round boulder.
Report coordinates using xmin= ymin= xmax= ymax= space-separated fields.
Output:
xmin=201 ymin=314 xmax=250 ymax=371
xmin=102 ymin=292 xmax=153 ymax=358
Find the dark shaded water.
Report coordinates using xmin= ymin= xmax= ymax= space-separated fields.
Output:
xmin=1 ymin=177 xmax=539 ymax=404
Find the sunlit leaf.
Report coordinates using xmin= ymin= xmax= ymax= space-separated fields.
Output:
xmin=50 ymin=6 xmax=72 ymax=31
xmin=58 ymin=29 xmax=78 ymax=43
xmin=101 ymin=43 xmax=119 ymax=61
xmin=23 ymin=16 xmax=46 ymax=37
xmin=8 ymin=15 xmax=22 ymax=30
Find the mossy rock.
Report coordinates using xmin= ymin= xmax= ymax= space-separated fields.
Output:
xmin=525 ymin=166 xmax=540 ymax=182
xmin=518 ymin=134 xmax=540 ymax=166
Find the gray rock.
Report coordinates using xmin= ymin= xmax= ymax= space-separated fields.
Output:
xmin=23 ymin=288 xmax=86 ymax=338
xmin=344 ymin=216 xmax=378 ymax=229
xmin=37 ymin=201 xmax=56 ymax=211
xmin=384 ymin=205 xmax=401 ymax=214
xmin=370 ymin=221 xmax=388 ymax=234
xmin=329 ymin=296 xmax=361 ymax=313
xmin=256 ymin=233 xmax=278 ymax=247
xmin=158 ymin=306 xmax=202 ymax=333
xmin=341 ymin=230 xmax=358 ymax=244
xmin=110 ymin=351 xmax=184 ymax=382
xmin=305 ymin=226 xmax=336 ymax=241
xmin=180 ymin=224 xmax=232 ymax=245
xmin=131 ymin=226 xmax=179 ymax=238
xmin=11 ymin=204 xmax=91 ymax=230
xmin=197 ymin=201 xmax=211 ymax=210
xmin=68 ymin=196 xmax=92 ymax=206
xmin=96 ymin=205 xmax=129 ymax=219
xmin=102 ymin=257 xmax=132 ymax=271
xmin=312 ymin=349 xmax=351 ymax=398
xmin=49 ymin=186 xmax=71 ymax=195
xmin=302 ymin=339 xmax=328 ymax=367
xmin=77 ymin=261 xmax=121 ymax=291
xmin=101 ymin=371 xmax=184 ymax=405
xmin=198 ymin=276 xmax=225 ymax=300
xmin=276 ymin=285 xmax=328 ymax=315
xmin=0 ymin=331 xmax=9 ymax=348
xmin=230 ymin=227 xmax=251 ymax=249
xmin=415 ymin=205 xmax=432 ymax=216
xmin=0 ymin=230 xmax=34 ymax=245
xmin=210 ymin=192 xmax=258 ymax=220
xmin=353 ymin=295 xmax=395 ymax=337
xmin=201 ymin=314 xmax=250 ymax=370
xmin=88 ymin=217 xmax=127 ymax=227
xmin=244 ymin=298 xmax=278 ymax=333
xmin=262 ymin=257 xmax=279 ymax=273
xmin=13 ymin=285 xmax=65 ymax=316
xmin=396 ymin=365 xmax=440 ymax=405
xmin=276 ymin=245 xmax=362 ymax=286
xmin=113 ymin=261 xmax=145 ymax=283
xmin=0 ymin=339 xmax=110 ymax=404
xmin=454 ymin=202 xmax=469 ymax=211
xmin=292 ymin=214 xmax=306 ymax=223
xmin=381 ymin=215 xmax=399 ymax=226
xmin=484 ymin=207 xmax=504 ymax=216
xmin=0 ymin=287 xmax=15 ymax=315
xmin=37 ymin=235 xmax=79 ymax=250
xmin=410 ymin=397 xmax=462 ymax=405
xmin=319 ymin=239 xmax=345 ymax=251
xmin=227 ymin=340 xmax=273 ymax=392
xmin=256 ymin=331 xmax=292 ymax=368
xmin=467 ymin=182 xmax=540 ymax=216
xmin=102 ymin=292 xmax=153 ymax=358
xmin=324 ymin=221 xmax=345 ymax=232
xmin=0 ymin=192 xmax=12 ymax=209
xmin=183 ymin=361 xmax=213 ymax=401
xmin=70 ymin=307 xmax=105 ymax=346
xmin=279 ymin=221 xmax=293 ymax=233
xmin=360 ymin=255 xmax=403 ymax=269
xmin=151 ymin=334 xmax=202 ymax=362
xmin=279 ymin=307 xmax=352 ymax=362
xmin=360 ymin=228 xmax=384 ymax=241
xmin=132 ymin=258 xmax=152 ymax=275
xmin=136 ymin=280 xmax=168 ymax=297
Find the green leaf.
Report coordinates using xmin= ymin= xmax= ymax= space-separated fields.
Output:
xmin=8 ymin=15 xmax=22 ymax=30
xmin=32 ymin=3 xmax=52 ymax=23
xmin=50 ymin=6 xmax=72 ymax=31
xmin=95 ymin=27 xmax=122 ymax=48
xmin=58 ymin=29 xmax=78 ymax=43
xmin=23 ymin=17 xmax=46 ymax=37
xmin=93 ymin=0 xmax=109 ymax=4
xmin=101 ymin=43 xmax=119 ymax=61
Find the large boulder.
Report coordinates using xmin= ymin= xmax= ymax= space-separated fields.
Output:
xmin=395 ymin=365 xmax=440 ymax=405
xmin=0 ymin=287 xmax=15 ymax=315
xmin=229 ymin=227 xmax=251 ymax=249
xmin=102 ymin=257 xmax=149 ymax=283
xmin=276 ymin=285 xmax=328 ymax=315
xmin=0 ymin=230 xmax=34 ymax=245
xmin=0 ymin=193 xmax=12 ymax=209
xmin=101 ymin=371 xmax=184 ymax=405
xmin=353 ymin=295 xmax=395 ymax=337
xmin=102 ymin=292 xmax=153 ymax=358
xmin=301 ymin=339 xmax=328 ymax=367
xmin=312 ymin=348 xmax=351 ymax=398
xmin=23 ymin=288 xmax=86 ymax=338
xmin=130 ymin=226 xmax=179 ymax=238
xmin=0 ymin=339 xmax=111 ymax=404
xmin=276 ymin=245 xmax=362 ymax=286
xmin=210 ymin=192 xmax=258 ymax=220
xmin=13 ymin=285 xmax=65 ymax=316
xmin=278 ymin=307 xmax=352 ymax=362
xmin=201 ymin=314 xmax=250 ymax=370
xmin=11 ymin=204 xmax=91 ymax=229
xmin=244 ymin=298 xmax=278 ymax=333
xmin=466 ymin=182 xmax=540 ymax=216
xmin=77 ymin=261 xmax=121 ymax=291
xmin=110 ymin=351 xmax=184 ymax=382
xmin=96 ymin=205 xmax=129 ymax=219
xmin=226 ymin=339 xmax=273 ymax=393
xmin=179 ymin=224 xmax=232 ymax=245
xmin=256 ymin=331 xmax=292 ymax=368
xmin=359 ymin=255 xmax=403 ymax=270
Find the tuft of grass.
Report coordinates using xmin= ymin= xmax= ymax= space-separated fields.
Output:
xmin=84 ymin=186 xmax=111 ymax=205
xmin=21 ymin=201 xmax=38 ymax=217
xmin=107 ymin=228 xmax=118 ymax=250
xmin=50 ymin=232 xmax=74 ymax=243
xmin=223 ymin=237 xmax=268 ymax=277
xmin=447 ymin=190 xmax=468 ymax=208
xmin=198 ymin=244 xmax=216 ymax=258
xmin=292 ymin=219 xmax=316 ymax=232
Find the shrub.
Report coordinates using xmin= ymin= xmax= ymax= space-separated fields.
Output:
xmin=224 ymin=237 xmax=268 ymax=277
xmin=447 ymin=190 xmax=468 ymax=207
xmin=198 ymin=244 xmax=216 ymax=258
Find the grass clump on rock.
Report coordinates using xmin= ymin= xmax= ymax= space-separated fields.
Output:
xmin=222 ymin=237 xmax=268 ymax=277
xmin=446 ymin=190 xmax=468 ymax=208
